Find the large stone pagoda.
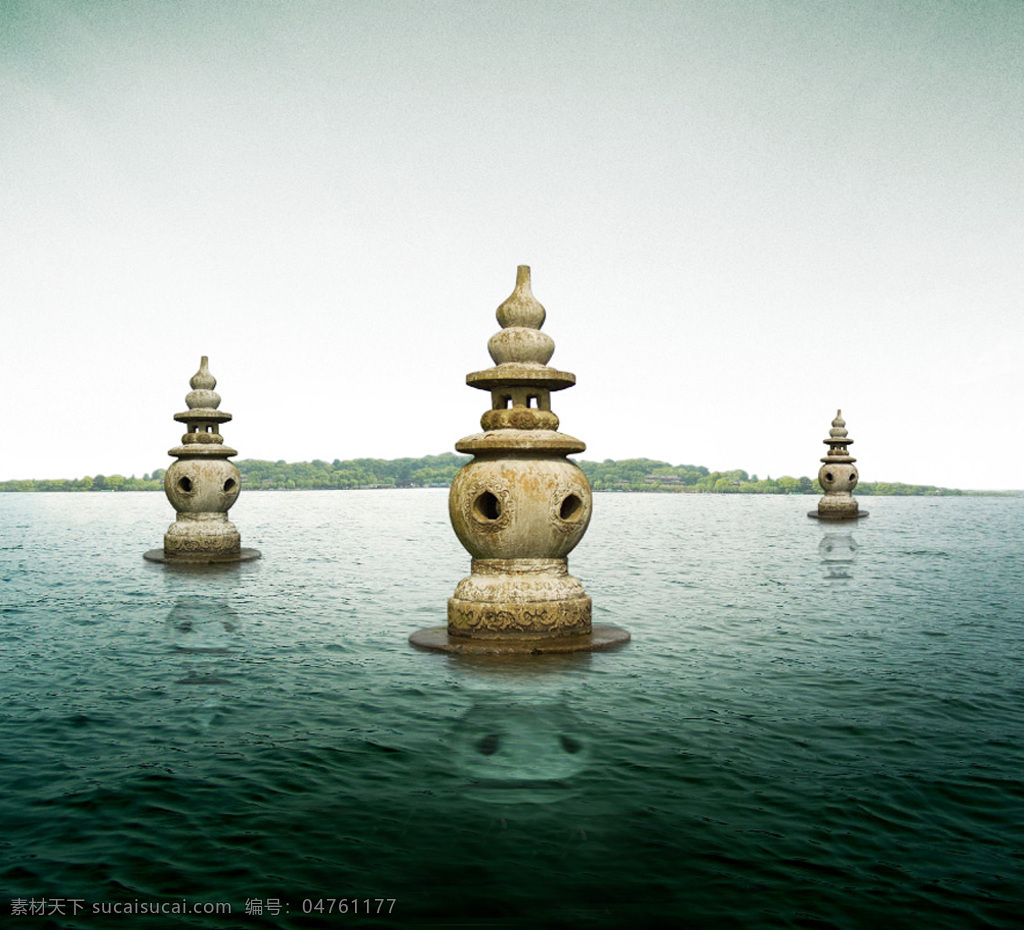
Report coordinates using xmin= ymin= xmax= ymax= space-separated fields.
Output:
xmin=144 ymin=356 xmax=261 ymax=563
xmin=809 ymin=409 xmax=868 ymax=520
xmin=410 ymin=265 xmax=629 ymax=654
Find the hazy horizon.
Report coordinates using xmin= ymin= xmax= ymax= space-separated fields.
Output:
xmin=2 ymin=1 xmax=1021 ymax=489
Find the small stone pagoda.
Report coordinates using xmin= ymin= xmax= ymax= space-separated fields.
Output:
xmin=809 ymin=410 xmax=868 ymax=520
xmin=410 ymin=265 xmax=629 ymax=654
xmin=144 ymin=357 xmax=261 ymax=563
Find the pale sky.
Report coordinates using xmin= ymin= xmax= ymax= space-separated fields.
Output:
xmin=2 ymin=0 xmax=1021 ymax=489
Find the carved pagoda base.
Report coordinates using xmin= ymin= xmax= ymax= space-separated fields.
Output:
xmin=143 ymin=547 xmax=262 ymax=564
xmin=808 ymin=511 xmax=869 ymax=520
xmin=409 ymin=623 xmax=630 ymax=655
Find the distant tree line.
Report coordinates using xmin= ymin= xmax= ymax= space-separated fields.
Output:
xmin=578 ymin=459 xmax=965 ymax=496
xmin=238 ymin=454 xmax=467 ymax=490
xmin=0 ymin=454 xmax=973 ymax=495
xmin=0 ymin=470 xmax=167 ymax=492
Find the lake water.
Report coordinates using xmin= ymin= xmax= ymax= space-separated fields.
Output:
xmin=1 ymin=491 xmax=1021 ymax=929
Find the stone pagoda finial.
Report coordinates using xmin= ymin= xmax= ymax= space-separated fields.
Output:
xmin=411 ymin=265 xmax=629 ymax=654
xmin=144 ymin=357 xmax=261 ymax=563
xmin=471 ymin=266 xmax=574 ymax=434
xmin=495 ymin=264 xmax=546 ymax=331
xmin=809 ymin=409 xmax=868 ymax=521
xmin=186 ymin=355 xmax=220 ymax=406
xmin=828 ymin=410 xmax=849 ymax=445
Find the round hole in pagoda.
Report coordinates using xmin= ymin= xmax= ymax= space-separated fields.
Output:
xmin=560 ymin=494 xmax=584 ymax=521
xmin=474 ymin=491 xmax=502 ymax=521
xmin=177 ymin=476 xmax=193 ymax=493
xmin=223 ymin=478 xmax=236 ymax=493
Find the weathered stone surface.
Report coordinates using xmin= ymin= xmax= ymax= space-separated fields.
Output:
xmin=165 ymin=459 xmax=241 ymax=515
xmin=411 ymin=266 xmax=628 ymax=654
xmin=480 ymin=407 xmax=559 ymax=431
xmin=449 ymin=460 xmax=592 ymax=560
xmin=449 ymin=558 xmax=591 ymax=637
xmin=452 ymin=559 xmax=588 ymax=601
xmin=448 ymin=596 xmax=592 ymax=637
xmin=164 ymin=512 xmax=241 ymax=552
xmin=144 ymin=356 xmax=261 ymax=563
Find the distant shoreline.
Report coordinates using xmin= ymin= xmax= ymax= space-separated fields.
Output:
xmin=1 ymin=454 xmax=1013 ymax=496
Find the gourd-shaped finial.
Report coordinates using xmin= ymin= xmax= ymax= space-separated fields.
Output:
xmin=488 ymin=265 xmax=555 ymax=366
xmin=185 ymin=356 xmax=222 ymax=412
xmin=829 ymin=410 xmax=847 ymax=440
xmin=823 ymin=409 xmax=853 ymax=456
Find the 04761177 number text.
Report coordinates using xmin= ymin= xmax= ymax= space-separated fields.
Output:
xmin=301 ymin=898 xmax=396 ymax=915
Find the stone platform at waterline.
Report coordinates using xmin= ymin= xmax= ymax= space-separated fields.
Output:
xmin=410 ymin=265 xmax=629 ymax=655
xmin=144 ymin=356 xmax=261 ymax=565
xmin=808 ymin=410 xmax=869 ymax=521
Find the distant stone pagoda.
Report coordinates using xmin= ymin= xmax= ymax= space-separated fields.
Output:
xmin=144 ymin=357 xmax=261 ymax=563
xmin=411 ymin=265 xmax=629 ymax=654
xmin=809 ymin=410 xmax=868 ymax=520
